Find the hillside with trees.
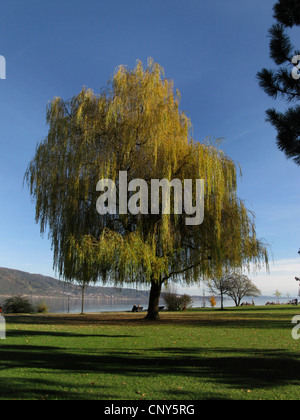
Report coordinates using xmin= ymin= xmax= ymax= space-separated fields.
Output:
xmin=0 ymin=267 xmax=149 ymax=300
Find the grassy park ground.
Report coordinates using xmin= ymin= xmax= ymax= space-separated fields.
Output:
xmin=1 ymin=306 xmax=300 ymax=400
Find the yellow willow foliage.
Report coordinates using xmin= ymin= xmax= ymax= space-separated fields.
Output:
xmin=25 ymin=59 xmax=269 ymax=286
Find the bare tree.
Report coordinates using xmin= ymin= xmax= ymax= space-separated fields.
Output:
xmin=226 ymin=273 xmax=262 ymax=307
xmin=207 ymin=277 xmax=231 ymax=310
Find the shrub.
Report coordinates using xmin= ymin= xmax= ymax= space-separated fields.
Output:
xmin=3 ymin=296 xmax=35 ymax=314
xmin=180 ymin=294 xmax=194 ymax=310
xmin=163 ymin=289 xmax=194 ymax=311
xmin=163 ymin=292 xmax=182 ymax=311
xmin=36 ymin=302 xmax=49 ymax=314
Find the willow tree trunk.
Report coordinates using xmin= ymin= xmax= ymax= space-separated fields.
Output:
xmin=145 ymin=279 xmax=163 ymax=321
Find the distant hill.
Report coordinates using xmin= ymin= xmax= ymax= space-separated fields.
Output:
xmin=0 ymin=267 xmax=149 ymax=300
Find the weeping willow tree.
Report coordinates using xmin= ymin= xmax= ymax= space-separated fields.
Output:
xmin=25 ymin=59 xmax=269 ymax=320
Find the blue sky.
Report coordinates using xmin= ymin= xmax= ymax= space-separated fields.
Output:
xmin=0 ymin=0 xmax=299 ymax=296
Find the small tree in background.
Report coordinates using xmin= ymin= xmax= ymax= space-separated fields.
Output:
xmin=209 ymin=296 xmax=216 ymax=308
xmin=274 ymin=289 xmax=282 ymax=304
xmin=226 ymin=273 xmax=262 ymax=307
xmin=207 ymin=276 xmax=231 ymax=310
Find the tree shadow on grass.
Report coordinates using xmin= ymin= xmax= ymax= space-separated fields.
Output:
xmin=7 ymin=329 xmax=139 ymax=339
xmin=0 ymin=343 xmax=299 ymax=399
xmin=0 ymin=375 xmax=114 ymax=400
xmin=148 ymin=346 xmax=300 ymax=392
xmin=4 ymin=313 xmax=294 ymax=330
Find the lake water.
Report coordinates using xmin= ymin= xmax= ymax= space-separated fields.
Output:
xmin=32 ymin=296 xmax=150 ymax=314
xmin=0 ymin=294 xmax=296 ymax=314
xmin=194 ymin=296 xmax=296 ymax=309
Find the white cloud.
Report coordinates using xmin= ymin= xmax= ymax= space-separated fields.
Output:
xmin=246 ymin=258 xmax=300 ymax=296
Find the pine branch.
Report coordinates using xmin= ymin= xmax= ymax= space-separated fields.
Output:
xmin=266 ymin=106 xmax=300 ymax=165
xmin=269 ymin=24 xmax=294 ymax=65
xmin=258 ymin=0 xmax=300 ymax=165
xmin=273 ymin=0 xmax=300 ymax=27
xmin=257 ymin=68 xmax=300 ymax=101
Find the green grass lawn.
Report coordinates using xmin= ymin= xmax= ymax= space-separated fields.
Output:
xmin=1 ymin=306 xmax=300 ymax=400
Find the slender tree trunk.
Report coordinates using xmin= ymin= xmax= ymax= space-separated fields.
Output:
xmin=221 ymin=292 xmax=224 ymax=311
xmin=145 ymin=279 xmax=162 ymax=321
xmin=81 ymin=284 xmax=85 ymax=315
